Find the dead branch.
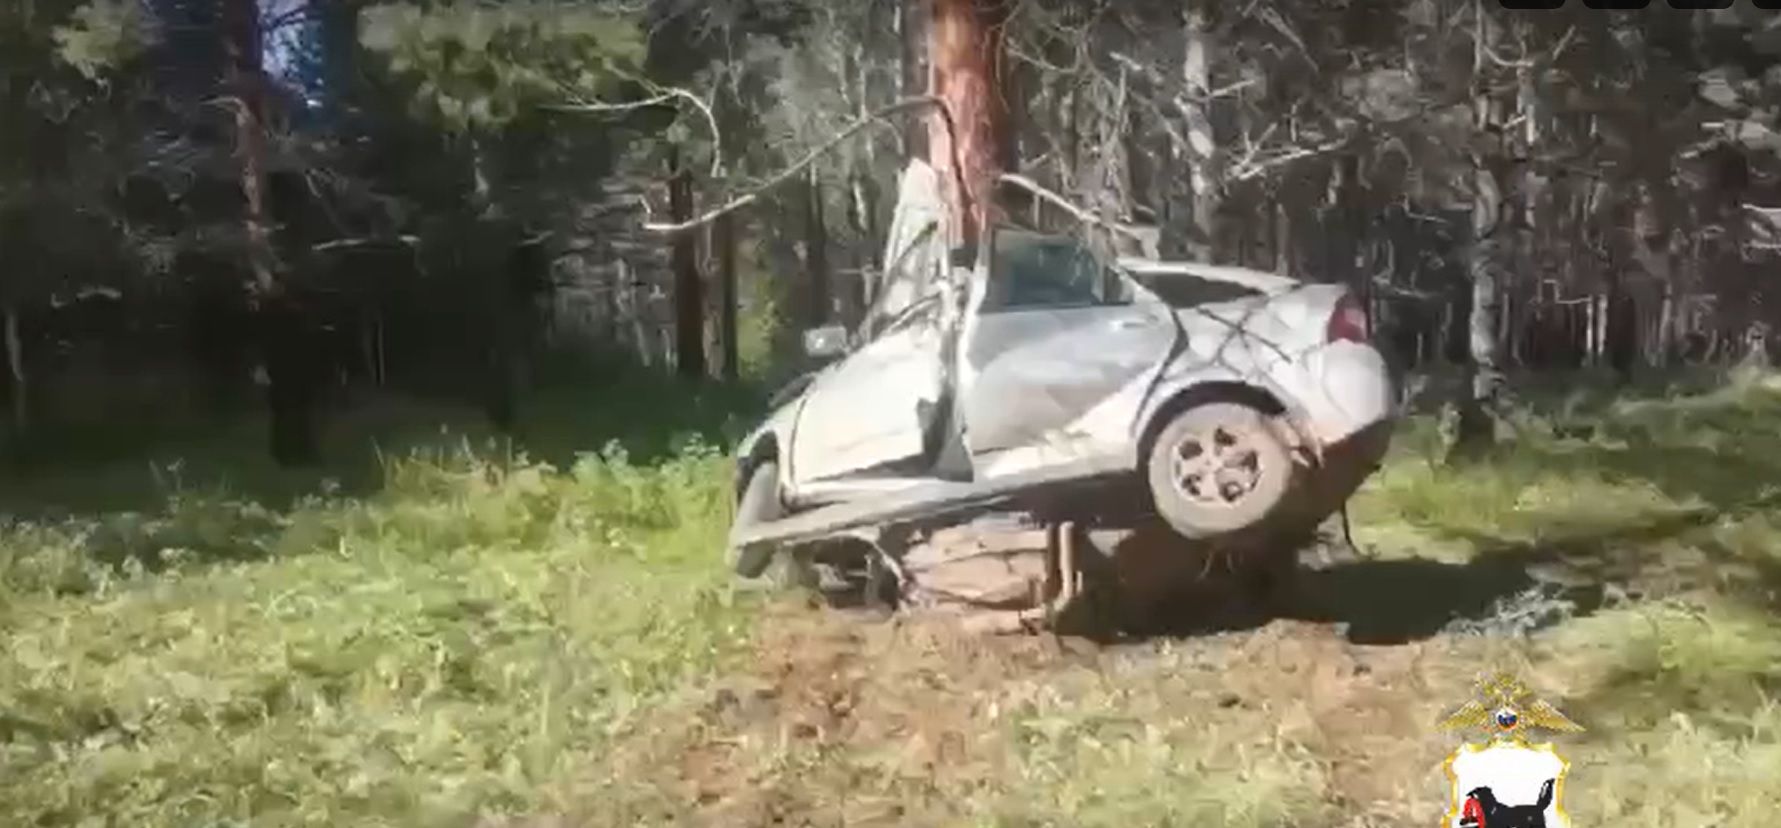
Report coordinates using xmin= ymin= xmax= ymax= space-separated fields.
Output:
xmin=998 ymin=173 xmax=1154 ymax=248
xmin=641 ymin=96 xmax=968 ymax=236
xmin=310 ymin=235 xmax=420 ymax=252
xmin=1480 ymin=24 xmax=1576 ymax=69
xmin=1104 ymin=51 xmax=1257 ymax=105
xmin=1227 ymin=139 xmax=1345 ymax=182
xmin=547 ymin=85 xmax=724 ymax=178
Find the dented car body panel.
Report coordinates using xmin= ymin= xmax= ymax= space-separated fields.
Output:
xmin=729 ymin=160 xmax=1397 ymax=554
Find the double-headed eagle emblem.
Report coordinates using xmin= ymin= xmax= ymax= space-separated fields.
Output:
xmin=1439 ymin=671 xmax=1584 ymax=739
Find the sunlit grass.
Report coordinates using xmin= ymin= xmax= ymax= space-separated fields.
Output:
xmin=3 ymin=371 xmax=1781 ymax=827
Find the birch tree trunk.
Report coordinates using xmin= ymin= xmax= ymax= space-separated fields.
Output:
xmin=1450 ymin=0 xmax=1507 ymax=459
xmin=1167 ymin=0 xmax=1218 ymax=263
xmin=898 ymin=0 xmax=929 ymax=162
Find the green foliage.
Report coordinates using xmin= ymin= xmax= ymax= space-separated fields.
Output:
xmin=360 ymin=1 xmax=647 ymax=132
xmin=50 ymin=0 xmax=152 ymax=80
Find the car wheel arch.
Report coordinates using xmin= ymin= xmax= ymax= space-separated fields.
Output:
xmin=735 ymin=433 xmax=783 ymax=501
xmin=1135 ymin=380 xmax=1313 ymax=472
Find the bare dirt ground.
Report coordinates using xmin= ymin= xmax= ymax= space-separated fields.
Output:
xmin=578 ymin=475 xmax=1781 ymax=828
xmin=589 ymin=599 xmax=1477 ymax=827
xmin=572 ymin=520 xmax=1567 ymax=828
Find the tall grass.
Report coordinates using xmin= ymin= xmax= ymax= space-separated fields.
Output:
xmin=0 ymin=370 xmax=762 ymax=828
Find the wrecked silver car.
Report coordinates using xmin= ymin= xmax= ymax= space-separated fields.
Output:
xmin=728 ymin=161 xmax=1397 ymax=598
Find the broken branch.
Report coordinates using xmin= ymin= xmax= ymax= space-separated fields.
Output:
xmin=1227 ymin=139 xmax=1346 ymax=182
xmin=641 ymin=96 xmax=968 ymax=236
xmin=997 ymin=173 xmax=1156 ymax=255
xmin=310 ymin=235 xmax=420 ymax=252
xmin=548 ymin=84 xmax=724 ymax=178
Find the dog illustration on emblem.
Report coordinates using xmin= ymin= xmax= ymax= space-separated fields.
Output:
xmin=1438 ymin=671 xmax=1584 ymax=828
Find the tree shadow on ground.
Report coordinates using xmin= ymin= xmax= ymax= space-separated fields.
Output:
xmin=1106 ymin=508 xmax=1722 ymax=645
xmin=0 ymin=356 xmax=765 ymax=522
xmin=0 ymin=357 xmax=767 ymax=582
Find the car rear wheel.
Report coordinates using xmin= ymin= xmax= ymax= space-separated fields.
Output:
xmin=730 ymin=460 xmax=785 ymax=579
xmin=1146 ymin=402 xmax=1295 ymax=540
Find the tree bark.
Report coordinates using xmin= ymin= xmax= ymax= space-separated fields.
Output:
xmin=225 ymin=0 xmax=317 ymax=465
xmin=845 ymin=168 xmax=877 ymax=328
xmin=1169 ymin=0 xmax=1218 ymax=262
xmin=667 ymin=144 xmax=706 ymax=378
xmin=715 ymin=211 xmax=740 ymax=380
xmin=1450 ymin=0 xmax=1507 ymax=460
xmin=928 ymin=0 xmax=1011 ymax=248
xmin=4 ymin=304 xmax=25 ymax=437
xmin=802 ymin=168 xmax=831 ymax=327
xmin=898 ymin=0 xmax=929 ymax=162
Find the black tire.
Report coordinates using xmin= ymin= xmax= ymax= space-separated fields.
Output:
xmin=730 ymin=460 xmax=785 ymax=579
xmin=1145 ymin=402 xmax=1295 ymax=540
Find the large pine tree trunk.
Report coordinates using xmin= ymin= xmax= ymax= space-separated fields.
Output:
xmin=929 ymin=0 xmax=1011 ymax=248
xmin=225 ymin=0 xmax=317 ymax=465
xmin=667 ymin=144 xmax=706 ymax=378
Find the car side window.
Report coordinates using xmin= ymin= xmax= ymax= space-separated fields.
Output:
xmin=984 ymin=228 xmax=1130 ymax=312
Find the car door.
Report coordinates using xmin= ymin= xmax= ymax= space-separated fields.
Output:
xmin=786 ymin=222 xmax=951 ymax=484
xmin=956 ymin=227 xmax=1178 ymax=467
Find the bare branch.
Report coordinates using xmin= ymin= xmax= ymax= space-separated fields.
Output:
xmin=547 ymin=85 xmax=725 ymax=178
xmin=998 ymin=172 xmax=1154 ymax=250
xmin=1227 ymin=139 xmax=1346 ymax=182
xmin=1480 ymin=24 xmax=1576 ymax=69
xmin=641 ymin=96 xmax=969 ymax=236
xmin=310 ymin=235 xmax=420 ymax=253
xmin=1105 ymin=51 xmax=1257 ymax=105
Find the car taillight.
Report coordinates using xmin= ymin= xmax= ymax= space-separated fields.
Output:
xmin=1327 ymin=294 xmax=1370 ymax=343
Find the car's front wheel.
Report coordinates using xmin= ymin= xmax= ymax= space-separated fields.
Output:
xmin=730 ymin=460 xmax=784 ymax=579
xmin=1145 ymin=402 xmax=1295 ymax=540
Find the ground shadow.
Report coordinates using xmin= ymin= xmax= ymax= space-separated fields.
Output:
xmin=1100 ymin=508 xmax=1727 ymax=645
xmin=0 ymin=356 xmax=768 ymax=584
xmin=0 ymin=356 xmax=766 ymax=523
xmin=1108 ymin=546 xmax=1593 ymax=646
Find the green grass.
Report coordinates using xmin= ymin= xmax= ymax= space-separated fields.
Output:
xmin=4 ymin=368 xmax=1781 ymax=827
xmin=1 ymin=442 xmax=756 ymax=827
